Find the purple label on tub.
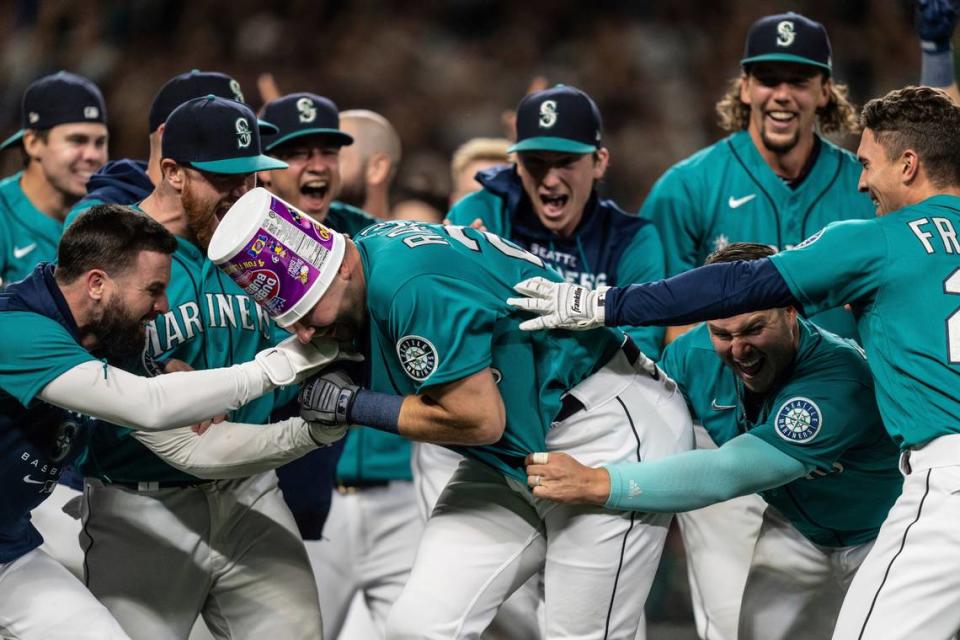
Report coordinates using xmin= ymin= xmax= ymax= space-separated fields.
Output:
xmin=220 ymin=196 xmax=336 ymax=318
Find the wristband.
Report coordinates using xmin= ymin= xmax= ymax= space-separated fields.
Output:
xmin=349 ymin=389 xmax=403 ymax=434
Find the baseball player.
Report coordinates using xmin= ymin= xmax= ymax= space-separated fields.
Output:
xmin=0 ymin=71 xmax=107 ymax=287
xmin=210 ymin=199 xmax=694 ymax=639
xmin=74 ymin=97 xmax=328 ymax=640
xmin=635 ymin=13 xmax=871 ymax=637
xmin=0 ymin=205 xmax=352 ymax=639
xmin=508 ymin=85 xmax=960 ymax=640
xmin=521 ymin=242 xmax=902 ymax=639
xmin=337 ymin=109 xmax=402 ymax=220
xmin=448 ymin=137 xmax=511 ymax=206
xmin=260 ymin=94 xmax=414 ymax=639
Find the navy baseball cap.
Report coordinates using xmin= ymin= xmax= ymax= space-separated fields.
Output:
xmin=741 ymin=12 xmax=833 ymax=75
xmin=149 ymin=69 xmax=278 ymax=134
xmin=162 ymin=95 xmax=287 ymax=174
xmin=1 ymin=71 xmax=106 ymax=150
xmin=261 ymin=93 xmax=354 ymax=152
xmin=508 ymin=85 xmax=602 ymax=155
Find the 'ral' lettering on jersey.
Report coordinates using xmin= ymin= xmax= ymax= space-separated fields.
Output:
xmin=775 ymin=397 xmax=822 ymax=444
xmin=396 ymin=335 xmax=438 ymax=381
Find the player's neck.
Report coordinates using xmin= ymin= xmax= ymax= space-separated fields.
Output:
xmin=749 ymin=127 xmax=817 ymax=181
xmin=20 ymin=165 xmax=73 ymax=222
xmin=363 ymin=187 xmax=390 ymax=219
xmin=139 ymin=186 xmax=190 ymax=239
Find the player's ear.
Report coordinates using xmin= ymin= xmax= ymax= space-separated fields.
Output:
xmin=901 ymin=149 xmax=920 ymax=183
xmin=162 ymin=159 xmax=185 ymax=192
xmin=592 ymin=148 xmax=610 ymax=179
xmin=85 ymin=268 xmax=110 ymax=301
xmin=366 ymin=152 xmax=391 ymax=187
xmin=738 ymin=73 xmax=751 ymax=106
xmin=22 ymin=130 xmax=45 ymax=161
xmin=817 ymin=75 xmax=832 ymax=108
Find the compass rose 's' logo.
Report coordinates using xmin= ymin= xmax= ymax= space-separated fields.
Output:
xmin=396 ymin=335 xmax=438 ymax=381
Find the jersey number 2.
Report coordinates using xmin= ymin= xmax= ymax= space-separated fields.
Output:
xmin=946 ymin=268 xmax=960 ymax=363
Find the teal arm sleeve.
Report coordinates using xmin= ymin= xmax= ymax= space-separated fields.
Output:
xmin=604 ymin=433 xmax=811 ymax=513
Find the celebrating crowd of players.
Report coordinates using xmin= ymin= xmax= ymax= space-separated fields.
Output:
xmin=3 ymin=4 xmax=960 ymax=640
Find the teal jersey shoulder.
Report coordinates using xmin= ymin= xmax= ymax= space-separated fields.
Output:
xmin=325 ymin=201 xmax=378 ymax=238
xmin=771 ymin=195 xmax=960 ymax=449
xmin=84 ymin=212 xmax=285 ymax=483
xmin=659 ymin=324 xmax=739 ymax=443
xmin=356 ymin=221 xmax=623 ymax=482
xmin=448 ymin=176 xmax=665 ymax=358
xmin=662 ymin=319 xmax=900 ymax=546
xmin=0 ymin=172 xmax=63 ymax=286
xmin=0 ymin=311 xmax=94 ymax=405
xmin=643 ymin=131 xmax=872 ymax=340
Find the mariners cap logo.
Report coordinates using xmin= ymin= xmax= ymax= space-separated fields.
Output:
xmin=235 ymin=116 xmax=252 ymax=149
xmin=776 ymin=20 xmax=796 ymax=47
xmin=539 ymin=99 xmax=558 ymax=129
xmin=775 ymin=397 xmax=822 ymax=444
xmin=297 ymin=97 xmax=317 ymax=123
xmin=229 ymin=79 xmax=245 ymax=103
xmin=396 ymin=335 xmax=438 ymax=381
xmin=51 ymin=419 xmax=80 ymax=462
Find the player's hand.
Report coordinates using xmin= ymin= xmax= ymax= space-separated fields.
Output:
xmin=255 ymin=335 xmax=363 ymax=386
xmin=299 ymin=370 xmax=359 ymax=427
xmin=507 ymin=277 xmax=608 ymax=331
xmin=917 ymin=0 xmax=959 ymax=52
xmin=525 ymin=452 xmax=611 ymax=505
xmin=305 ymin=421 xmax=348 ymax=447
xmin=442 ymin=218 xmax=487 ymax=233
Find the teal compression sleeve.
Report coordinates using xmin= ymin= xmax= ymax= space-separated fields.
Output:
xmin=604 ymin=433 xmax=810 ymax=513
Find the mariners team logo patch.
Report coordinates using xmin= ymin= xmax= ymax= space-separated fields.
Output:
xmin=775 ymin=397 xmax=822 ymax=444
xmin=397 ymin=335 xmax=438 ymax=381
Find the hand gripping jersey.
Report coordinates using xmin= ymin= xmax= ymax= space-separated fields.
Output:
xmin=448 ymin=165 xmax=666 ymax=358
xmin=0 ymin=264 xmax=96 ymax=561
xmin=644 ymin=131 xmax=874 ymax=340
xmin=771 ymin=194 xmax=960 ymax=450
xmin=659 ymin=320 xmax=902 ymax=546
xmin=355 ymin=221 xmax=624 ymax=482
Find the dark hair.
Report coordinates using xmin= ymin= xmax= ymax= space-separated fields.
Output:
xmin=861 ymin=86 xmax=960 ymax=189
xmin=705 ymin=242 xmax=776 ymax=265
xmin=716 ymin=72 xmax=859 ymax=136
xmin=56 ymin=204 xmax=177 ymax=283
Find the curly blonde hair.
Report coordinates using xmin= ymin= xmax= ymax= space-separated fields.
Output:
xmin=716 ymin=73 xmax=860 ymax=136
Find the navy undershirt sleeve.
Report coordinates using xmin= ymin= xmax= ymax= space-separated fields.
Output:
xmin=604 ymin=259 xmax=798 ymax=327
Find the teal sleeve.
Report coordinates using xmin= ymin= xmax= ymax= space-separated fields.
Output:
xmin=604 ymin=433 xmax=809 ymax=513
xmin=616 ymin=223 xmax=666 ymax=358
xmin=640 ymin=168 xmax=702 ymax=277
xmin=446 ymin=190 xmax=509 ymax=238
xmin=0 ymin=312 xmax=95 ymax=405
xmin=386 ymin=275 xmax=497 ymax=391
xmin=771 ymin=219 xmax=886 ymax=314
xmin=750 ymin=374 xmax=879 ymax=472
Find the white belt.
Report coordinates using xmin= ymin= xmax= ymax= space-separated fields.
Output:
xmin=899 ymin=433 xmax=960 ymax=475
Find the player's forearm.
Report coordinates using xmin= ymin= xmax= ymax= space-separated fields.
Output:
xmin=604 ymin=435 xmax=808 ymax=513
xmin=39 ymin=360 xmax=272 ymax=431
xmin=397 ymin=394 xmax=505 ymax=445
xmin=604 ymin=259 xmax=797 ymax=327
xmin=132 ymin=417 xmax=321 ymax=479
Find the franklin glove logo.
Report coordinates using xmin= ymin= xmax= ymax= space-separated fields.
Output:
xmin=776 ymin=20 xmax=796 ymax=47
xmin=539 ymin=100 xmax=558 ymax=128
xmin=235 ymin=117 xmax=252 ymax=149
xmin=571 ymin=288 xmax=583 ymax=313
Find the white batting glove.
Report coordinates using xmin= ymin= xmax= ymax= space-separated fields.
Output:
xmin=254 ymin=335 xmax=364 ymax=386
xmin=507 ymin=277 xmax=608 ymax=331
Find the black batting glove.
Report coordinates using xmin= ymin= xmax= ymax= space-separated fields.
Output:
xmin=299 ymin=370 xmax=358 ymax=426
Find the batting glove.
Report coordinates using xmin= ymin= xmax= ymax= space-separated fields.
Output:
xmin=917 ymin=0 xmax=959 ymax=52
xmin=255 ymin=336 xmax=363 ymax=387
xmin=299 ymin=370 xmax=358 ymax=427
xmin=507 ymin=276 xmax=608 ymax=331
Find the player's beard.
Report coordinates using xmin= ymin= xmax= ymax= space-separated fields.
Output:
xmin=336 ymin=173 xmax=367 ymax=210
xmin=182 ymin=185 xmax=233 ymax=252
xmin=760 ymin=124 xmax=801 ymax=155
xmin=88 ymin=296 xmax=149 ymax=365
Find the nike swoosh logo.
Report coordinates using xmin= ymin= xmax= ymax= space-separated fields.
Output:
xmin=22 ymin=475 xmax=45 ymax=485
xmin=13 ymin=244 xmax=37 ymax=259
xmin=711 ymin=399 xmax=736 ymax=411
xmin=728 ymin=194 xmax=757 ymax=209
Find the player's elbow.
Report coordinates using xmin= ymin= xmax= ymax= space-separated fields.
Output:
xmin=469 ymin=413 xmax=506 ymax=446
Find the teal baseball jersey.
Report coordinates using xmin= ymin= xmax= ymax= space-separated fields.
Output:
xmin=447 ymin=166 xmax=665 ymax=358
xmin=325 ymin=201 xmax=377 ymax=239
xmin=771 ymin=194 xmax=960 ymax=450
xmin=355 ymin=221 xmax=623 ymax=483
xmin=82 ymin=212 xmax=287 ymax=484
xmin=660 ymin=320 xmax=901 ymax=546
xmin=0 ymin=172 xmax=63 ymax=287
xmin=643 ymin=131 xmax=873 ymax=340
